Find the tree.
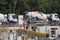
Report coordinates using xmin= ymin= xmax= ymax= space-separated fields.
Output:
xmin=0 ymin=0 xmax=60 ymax=15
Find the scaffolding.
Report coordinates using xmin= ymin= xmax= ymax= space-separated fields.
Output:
xmin=0 ymin=27 xmax=46 ymax=40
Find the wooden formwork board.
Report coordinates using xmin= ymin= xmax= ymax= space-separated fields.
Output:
xmin=0 ymin=27 xmax=20 ymax=32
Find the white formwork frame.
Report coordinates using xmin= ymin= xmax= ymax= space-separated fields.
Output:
xmin=8 ymin=32 xmax=17 ymax=40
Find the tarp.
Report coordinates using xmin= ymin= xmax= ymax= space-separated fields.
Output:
xmin=18 ymin=15 xmax=23 ymax=25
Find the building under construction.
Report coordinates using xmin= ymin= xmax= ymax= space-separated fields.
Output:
xmin=0 ymin=13 xmax=60 ymax=40
xmin=0 ymin=25 xmax=60 ymax=40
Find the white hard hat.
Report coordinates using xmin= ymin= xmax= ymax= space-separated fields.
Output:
xmin=4 ymin=14 xmax=7 ymax=17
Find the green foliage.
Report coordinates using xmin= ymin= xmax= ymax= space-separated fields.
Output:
xmin=0 ymin=0 xmax=60 ymax=14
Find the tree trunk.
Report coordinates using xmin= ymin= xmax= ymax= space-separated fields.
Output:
xmin=8 ymin=0 xmax=12 ymax=13
xmin=12 ymin=0 xmax=17 ymax=13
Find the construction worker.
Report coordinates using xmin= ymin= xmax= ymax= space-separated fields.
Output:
xmin=31 ymin=24 xmax=37 ymax=31
xmin=22 ymin=35 xmax=26 ymax=40
xmin=26 ymin=25 xmax=28 ymax=29
xmin=47 ymin=15 xmax=52 ymax=25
